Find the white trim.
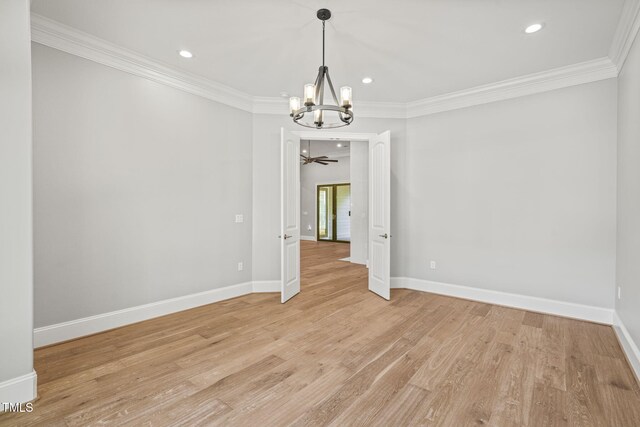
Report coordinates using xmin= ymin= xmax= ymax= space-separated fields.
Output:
xmin=30 ymin=14 xmax=253 ymax=112
xmin=294 ymin=131 xmax=377 ymax=141
xmin=30 ymin=13 xmax=619 ymax=120
xmin=405 ymin=57 xmax=617 ymax=118
xmin=613 ymin=311 xmax=640 ymax=383
xmin=300 ymin=235 xmax=317 ymax=241
xmin=0 ymin=370 xmax=37 ymax=404
xmin=253 ymin=97 xmax=407 ymax=119
xmin=252 ymin=280 xmax=280 ymax=293
xmin=609 ymin=0 xmax=640 ymax=72
xmin=33 ymin=282 xmax=253 ymax=348
xmin=391 ymin=277 xmax=614 ymax=324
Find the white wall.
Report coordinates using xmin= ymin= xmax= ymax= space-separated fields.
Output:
xmin=28 ymin=30 xmax=620 ymax=351
xmin=300 ymin=154 xmax=350 ymax=239
xmin=405 ymin=79 xmax=617 ymax=308
xmin=0 ymin=0 xmax=35 ymax=401
xmin=252 ymin=80 xmax=617 ymax=309
xmin=617 ymin=30 xmax=640 ymax=346
xmin=350 ymin=141 xmax=369 ymax=264
xmin=252 ymin=115 xmax=407 ymax=282
xmin=32 ymin=45 xmax=253 ymax=328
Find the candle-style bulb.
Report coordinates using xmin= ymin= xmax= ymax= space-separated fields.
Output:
xmin=289 ymin=97 xmax=300 ymax=116
xmin=304 ymin=84 xmax=315 ymax=106
xmin=340 ymin=86 xmax=352 ymax=109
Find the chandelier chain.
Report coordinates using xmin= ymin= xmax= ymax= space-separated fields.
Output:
xmin=322 ymin=20 xmax=325 ymax=68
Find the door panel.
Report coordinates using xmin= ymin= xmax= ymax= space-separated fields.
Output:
xmin=281 ymin=128 xmax=300 ymax=303
xmin=336 ymin=185 xmax=351 ymax=241
xmin=317 ymin=185 xmax=334 ymax=241
xmin=368 ymin=131 xmax=391 ymax=300
xmin=316 ymin=183 xmax=350 ymax=242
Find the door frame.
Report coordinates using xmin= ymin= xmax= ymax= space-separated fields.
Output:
xmin=316 ymin=182 xmax=351 ymax=243
xmin=287 ymin=131 xmax=387 ymax=300
xmin=296 ymin=132 xmax=377 ymax=249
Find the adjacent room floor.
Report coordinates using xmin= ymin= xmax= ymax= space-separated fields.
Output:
xmin=2 ymin=241 xmax=639 ymax=426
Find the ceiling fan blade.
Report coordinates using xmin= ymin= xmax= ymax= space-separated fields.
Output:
xmin=322 ymin=159 xmax=338 ymax=162
xmin=316 ymin=161 xmax=329 ymax=165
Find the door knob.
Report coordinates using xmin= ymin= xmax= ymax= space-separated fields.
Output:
xmin=379 ymin=233 xmax=388 ymax=239
xmin=283 ymin=234 xmax=292 ymax=239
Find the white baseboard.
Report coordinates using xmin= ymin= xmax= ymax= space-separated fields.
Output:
xmin=0 ymin=370 xmax=37 ymax=404
xmin=613 ymin=311 xmax=640 ymax=383
xmin=252 ymin=280 xmax=280 ymax=293
xmin=300 ymin=235 xmax=316 ymax=241
xmin=391 ymin=277 xmax=614 ymax=325
xmin=33 ymin=282 xmax=253 ymax=348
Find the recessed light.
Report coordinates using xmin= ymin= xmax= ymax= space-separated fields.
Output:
xmin=337 ymin=143 xmax=342 ymax=148
xmin=302 ymin=149 xmax=307 ymax=153
xmin=362 ymin=77 xmax=373 ymax=84
xmin=525 ymin=23 xmax=544 ymax=34
xmin=178 ymin=50 xmax=193 ymax=58
xmin=280 ymin=91 xmax=289 ymax=98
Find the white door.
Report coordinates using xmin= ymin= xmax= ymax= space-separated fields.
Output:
xmin=281 ymin=128 xmax=301 ymax=303
xmin=368 ymin=131 xmax=391 ymax=300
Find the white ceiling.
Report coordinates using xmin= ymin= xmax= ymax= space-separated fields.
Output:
xmin=301 ymin=140 xmax=350 ymax=158
xmin=31 ymin=0 xmax=625 ymax=103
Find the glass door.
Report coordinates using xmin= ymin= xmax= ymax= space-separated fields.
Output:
xmin=317 ymin=183 xmax=350 ymax=242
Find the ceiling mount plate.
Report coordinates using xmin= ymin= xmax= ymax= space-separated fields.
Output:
xmin=317 ymin=9 xmax=331 ymax=21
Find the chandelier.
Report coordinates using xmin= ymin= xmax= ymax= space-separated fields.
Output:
xmin=289 ymin=9 xmax=353 ymax=129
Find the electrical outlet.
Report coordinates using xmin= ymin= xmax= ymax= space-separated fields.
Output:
xmin=618 ymin=286 xmax=621 ymax=300
xmin=235 ymin=214 xmax=244 ymax=223
xmin=430 ymin=260 xmax=436 ymax=270
xmin=237 ymin=262 xmax=243 ymax=271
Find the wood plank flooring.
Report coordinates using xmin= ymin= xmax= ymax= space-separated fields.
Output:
xmin=2 ymin=241 xmax=639 ymax=426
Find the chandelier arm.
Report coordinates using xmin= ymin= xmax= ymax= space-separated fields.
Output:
xmin=313 ymin=67 xmax=322 ymax=91
xmin=314 ymin=67 xmax=324 ymax=104
xmin=324 ymin=69 xmax=340 ymax=106
xmin=318 ymin=69 xmax=325 ymax=106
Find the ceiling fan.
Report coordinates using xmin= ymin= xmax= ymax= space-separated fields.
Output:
xmin=300 ymin=141 xmax=338 ymax=166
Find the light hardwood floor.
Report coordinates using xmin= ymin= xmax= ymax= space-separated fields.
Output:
xmin=2 ymin=241 xmax=640 ymax=426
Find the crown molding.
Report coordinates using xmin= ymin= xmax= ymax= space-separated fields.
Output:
xmin=252 ymin=96 xmax=407 ymax=119
xmin=30 ymin=13 xmax=254 ymax=112
xmin=609 ymin=0 xmax=640 ymax=72
xmin=405 ymin=57 xmax=617 ymax=118
xmin=31 ymin=13 xmax=618 ymax=120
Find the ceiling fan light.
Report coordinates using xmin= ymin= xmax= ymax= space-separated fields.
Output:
xmin=304 ymin=84 xmax=316 ymax=106
xmin=289 ymin=97 xmax=300 ymax=116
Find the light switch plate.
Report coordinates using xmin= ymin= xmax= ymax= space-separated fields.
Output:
xmin=235 ymin=214 xmax=244 ymax=223
xmin=238 ymin=262 xmax=244 ymax=271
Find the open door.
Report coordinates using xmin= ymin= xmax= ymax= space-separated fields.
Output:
xmin=280 ymin=128 xmax=301 ymax=303
xmin=368 ymin=131 xmax=391 ymax=300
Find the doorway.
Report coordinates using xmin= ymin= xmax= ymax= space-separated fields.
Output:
xmin=317 ymin=183 xmax=351 ymax=243
xmin=280 ymin=129 xmax=391 ymax=303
